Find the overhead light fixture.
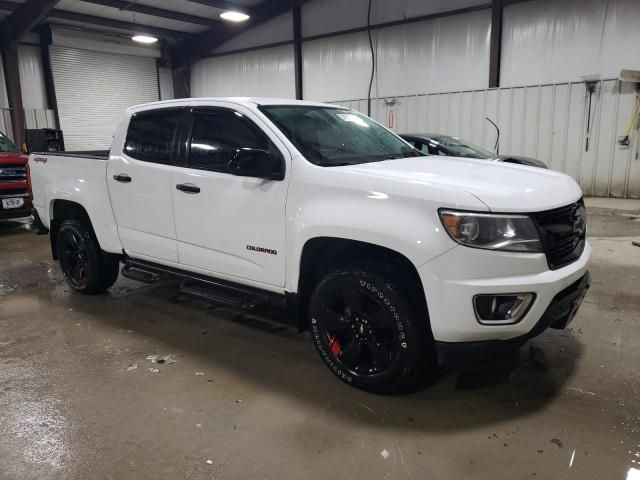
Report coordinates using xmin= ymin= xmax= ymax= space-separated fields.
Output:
xmin=132 ymin=34 xmax=158 ymax=44
xmin=220 ymin=11 xmax=250 ymax=22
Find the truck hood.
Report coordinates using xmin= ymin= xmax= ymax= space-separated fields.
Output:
xmin=342 ymin=156 xmax=582 ymax=212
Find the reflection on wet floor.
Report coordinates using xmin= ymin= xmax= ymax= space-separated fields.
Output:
xmin=1 ymin=206 xmax=639 ymax=480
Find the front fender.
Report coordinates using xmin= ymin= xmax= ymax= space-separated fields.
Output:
xmin=285 ymin=182 xmax=470 ymax=292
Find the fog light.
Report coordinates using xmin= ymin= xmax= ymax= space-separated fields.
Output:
xmin=473 ymin=293 xmax=535 ymax=325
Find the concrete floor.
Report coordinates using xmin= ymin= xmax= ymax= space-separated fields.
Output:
xmin=1 ymin=201 xmax=639 ymax=480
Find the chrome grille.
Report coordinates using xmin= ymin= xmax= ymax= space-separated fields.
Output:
xmin=0 ymin=165 xmax=26 ymax=180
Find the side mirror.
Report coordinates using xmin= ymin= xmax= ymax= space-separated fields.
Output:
xmin=228 ymin=148 xmax=284 ymax=180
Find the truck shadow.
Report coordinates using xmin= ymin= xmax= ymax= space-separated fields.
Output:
xmin=65 ymin=277 xmax=584 ymax=434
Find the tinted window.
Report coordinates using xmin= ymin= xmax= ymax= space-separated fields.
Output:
xmin=124 ymin=109 xmax=182 ymax=163
xmin=259 ymin=106 xmax=422 ymax=167
xmin=432 ymin=136 xmax=495 ymax=159
xmin=0 ymin=132 xmax=18 ymax=153
xmin=187 ymin=109 xmax=271 ymax=172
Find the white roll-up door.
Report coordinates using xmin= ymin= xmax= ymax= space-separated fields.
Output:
xmin=50 ymin=46 xmax=159 ymax=150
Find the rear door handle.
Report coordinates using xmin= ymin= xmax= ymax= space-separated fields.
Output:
xmin=176 ymin=183 xmax=200 ymax=194
xmin=113 ymin=173 xmax=132 ymax=183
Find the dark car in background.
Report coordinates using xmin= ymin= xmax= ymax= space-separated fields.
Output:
xmin=0 ymin=131 xmax=32 ymax=221
xmin=400 ymin=133 xmax=548 ymax=169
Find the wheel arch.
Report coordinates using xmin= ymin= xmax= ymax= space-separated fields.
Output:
xmin=295 ymin=237 xmax=430 ymax=335
xmin=49 ymin=199 xmax=100 ymax=260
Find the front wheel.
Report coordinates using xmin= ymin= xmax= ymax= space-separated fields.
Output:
xmin=57 ymin=218 xmax=119 ymax=294
xmin=309 ymin=265 xmax=432 ymax=393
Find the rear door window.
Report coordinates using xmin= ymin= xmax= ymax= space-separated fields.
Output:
xmin=124 ymin=109 xmax=182 ymax=164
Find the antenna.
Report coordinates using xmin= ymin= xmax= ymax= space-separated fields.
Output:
xmin=485 ymin=117 xmax=500 ymax=155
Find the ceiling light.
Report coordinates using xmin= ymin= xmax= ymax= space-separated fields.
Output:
xmin=220 ymin=11 xmax=250 ymax=22
xmin=132 ymin=34 xmax=158 ymax=44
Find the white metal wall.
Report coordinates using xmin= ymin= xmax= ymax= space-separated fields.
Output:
xmin=0 ymin=50 xmax=9 ymax=109
xmin=303 ymin=9 xmax=491 ymax=101
xmin=334 ymin=80 xmax=640 ymax=198
xmin=23 ymin=109 xmax=56 ymax=130
xmin=191 ymin=45 xmax=295 ymax=99
xmin=0 ymin=51 xmax=11 ymax=140
xmin=50 ymin=46 xmax=159 ymax=150
xmin=158 ymin=66 xmax=175 ymax=101
xmin=17 ymin=45 xmax=48 ymax=110
xmin=501 ymin=0 xmax=640 ymax=87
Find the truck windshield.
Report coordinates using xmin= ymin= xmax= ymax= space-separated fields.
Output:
xmin=0 ymin=132 xmax=18 ymax=153
xmin=259 ymin=105 xmax=422 ymax=167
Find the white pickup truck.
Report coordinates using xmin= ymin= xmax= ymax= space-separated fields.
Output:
xmin=29 ymin=98 xmax=590 ymax=393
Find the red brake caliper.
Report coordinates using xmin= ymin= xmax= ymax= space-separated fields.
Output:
xmin=328 ymin=335 xmax=342 ymax=357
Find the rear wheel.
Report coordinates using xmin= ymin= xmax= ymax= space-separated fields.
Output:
xmin=309 ymin=265 xmax=432 ymax=393
xmin=57 ymin=218 xmax=119 ymax=294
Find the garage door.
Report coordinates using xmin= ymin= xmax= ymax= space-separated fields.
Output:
xmin=50 ymin=46 xmax=159 ymax=151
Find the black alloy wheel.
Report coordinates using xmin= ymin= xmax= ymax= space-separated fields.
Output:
xmin=319 ymin=286 xmax=398 ymax=376
xmin=309 ymin=265 xmax=431 ymax=393
xmin=59 ymin=228 xmax=90 ymax=289
xmin=56 ymin=218 xmax=120 ymax=294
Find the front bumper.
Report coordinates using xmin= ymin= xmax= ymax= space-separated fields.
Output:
xmin=418 ymin=241 xmax=591 ymax=344
xmin=434 ymin=272 xmax=590 ymax=370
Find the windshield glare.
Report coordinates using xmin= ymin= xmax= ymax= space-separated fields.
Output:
xmin=0 ymin=133 xmax=18 ymax=153
xmin=259 ymin=105 xmax=422 ymax=167
xmin=434 ymin=136 xmax=496 ymax=159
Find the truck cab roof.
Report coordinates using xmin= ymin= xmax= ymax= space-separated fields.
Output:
xmin=128 ymin=97 xmax=343 ymax=113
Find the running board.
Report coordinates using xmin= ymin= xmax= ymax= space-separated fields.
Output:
xmin=122 ymin=258 xmax=288 ymax=311
xmin=179 ymin=279 xmax=260 ymax=309
xmin=121 ymin=265 xmax=161 ymax=284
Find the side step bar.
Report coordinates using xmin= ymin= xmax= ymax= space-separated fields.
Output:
xmin=121 ymin=258 xmax=286 ymax=311
xmin=179 ymin=279 xmax=260 ymax=309
xmin=121 ymin=265 xmax=161 ymax=284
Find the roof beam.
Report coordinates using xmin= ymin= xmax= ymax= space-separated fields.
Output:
xmin=48 ymin=10 xmax=196 ymax=39
xmin=79 ymin=0 xmax=219 ymax=27
xmin=185 ymin=0 xmax=253 ymax=15
xmin=172 ymin=0 xmax=311 ymax=66
xmin=0 ymin=1 xmax=193 ymax=39
xmin=0 ymin=0 xmax=61 ymax=46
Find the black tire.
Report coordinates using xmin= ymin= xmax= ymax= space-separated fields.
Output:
xmin=308 ymin=264 xmax=433 ymax=394
xmin=56 ymin=218 xmax=119 ymax=294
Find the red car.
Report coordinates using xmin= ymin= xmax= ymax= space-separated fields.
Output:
xmin=0 ymin=131 xmax=31 ymax=221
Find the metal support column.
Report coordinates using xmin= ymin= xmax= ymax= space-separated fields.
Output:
xmin=1 ymin=46 xmax=25 ymax=147
xmin=293 ymin=5 xmax=303 ymax=100
xmin=489 ymin=0 xmax=503 ymax=89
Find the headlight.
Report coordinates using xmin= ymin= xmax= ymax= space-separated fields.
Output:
xmin=439 ymin=210 xmax=543 ymax=253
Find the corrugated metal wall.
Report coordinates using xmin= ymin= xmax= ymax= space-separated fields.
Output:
xmin=0 ymin=51 xmax=12 ymax=140
xmin=17 ymin=46 xmax=48 ymax=110
xmin=191 ymin=45 xmax=295 ymax=98
xmin=303 ymin=8 xmax=491 ymax=101
xmin=333 ymin=79 xmax=640 ymax=198
xmin=501 ymin=0 xmax=640 ymax=87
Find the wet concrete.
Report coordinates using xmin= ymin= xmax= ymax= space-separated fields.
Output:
xmin=0 ymin=203 xmax=639 ymax=480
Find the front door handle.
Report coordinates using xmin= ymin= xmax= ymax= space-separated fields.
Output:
xmin=176 ymin=183 xmax=200 ymax=194
xmin=113 ymin=173 xmax=132 ymax=183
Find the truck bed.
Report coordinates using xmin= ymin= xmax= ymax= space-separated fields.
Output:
xmin=28 ymin=151 xmax=115 ymax=238
xmin=31 ymin=150 xmax=110 ymax=160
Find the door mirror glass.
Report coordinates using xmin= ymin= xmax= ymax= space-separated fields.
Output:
xmin=229 ymin=148 xmax=284 ymax=180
